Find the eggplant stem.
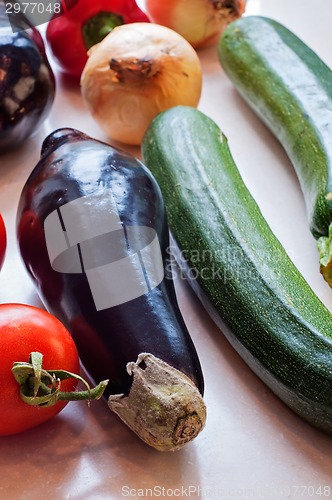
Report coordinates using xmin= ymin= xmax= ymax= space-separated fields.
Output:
xmin=12 ymin=351 xmax=108 ymax=407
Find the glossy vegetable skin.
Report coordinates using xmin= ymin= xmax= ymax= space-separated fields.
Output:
xmin=17 ymin=128 xmax=206 ymax=450
xmin=0 ymin=5 xmax=55 ymax=151
xmin=46 ymin=0 xmax=149 ymax=77
xmin=0 ymin=214 xmax=6 ymax=270
xmin=0 ymin=304 xmax=79 ymax=436
xmin=217 ymin=16 xmax=332 ymax=284
xmin=142 ymin=106 xmax=332 ymax=434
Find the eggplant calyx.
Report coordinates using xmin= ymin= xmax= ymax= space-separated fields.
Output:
xmin=108 ymin=353 xmax=207 ymax=451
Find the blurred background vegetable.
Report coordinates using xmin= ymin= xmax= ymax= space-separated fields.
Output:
xmin=0 ymin=5 xmax=55 ymax=151
xmin=144 ymin=0 xmax=246 ymax=48
xmin=46 ymin=0 xmax=150 ymax=78
xmin=0 ymin=214 xmax=5 ymax=270
xmin=81 ymin=22 xmax=202 ymax=145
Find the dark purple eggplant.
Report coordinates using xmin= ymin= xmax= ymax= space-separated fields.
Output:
xmin=0 ymin=3 xmax=55 ymax=151
xmin=16 ymin=128 xmax=206 ymax=451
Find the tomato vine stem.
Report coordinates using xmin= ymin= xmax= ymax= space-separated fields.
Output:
xmin=12 ymin=352 xmax=108 ymax=407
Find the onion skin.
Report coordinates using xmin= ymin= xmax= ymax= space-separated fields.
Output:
xmin=145 ymin=0 xmax=246 ymax=49
xmin=80 ymin=23 xmax=202 ymax=145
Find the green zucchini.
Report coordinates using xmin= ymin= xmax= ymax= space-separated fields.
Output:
xmin=217 ymin=16 xmax=332 ymax=285
xmin=142 ymin=105 xmax=332 ymax=434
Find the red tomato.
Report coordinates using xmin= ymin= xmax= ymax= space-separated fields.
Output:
xmin=0 ymin=304 xmax=79 ymax=436
xmin=0 ymin=214 xmax=6 ymax=270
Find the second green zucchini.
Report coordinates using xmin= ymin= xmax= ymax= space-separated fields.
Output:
xmin=142 ymin=105 xmax=332 ymax=434
xmin=217 ymin=16 xmax=332 ymax=285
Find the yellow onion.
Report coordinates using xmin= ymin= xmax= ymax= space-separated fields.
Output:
xmin=81 ymin=22 xmax=202 ymax=145
xmin=145 ymin=0 xmax=246 ymax=48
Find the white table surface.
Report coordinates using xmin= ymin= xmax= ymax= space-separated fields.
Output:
xmin=1 ymin=1 xmax=332 ymax=499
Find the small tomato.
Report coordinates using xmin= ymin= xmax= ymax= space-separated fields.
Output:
xmin=0 ymin=304 xmax=80 ymax=436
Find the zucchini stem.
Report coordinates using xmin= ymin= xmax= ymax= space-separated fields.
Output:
xmin=317 ymin=223 xmax=332 ymax=286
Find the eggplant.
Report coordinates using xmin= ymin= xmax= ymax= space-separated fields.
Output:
xmin=16 ymin=128 xmax=206 ymax=451
xmin=0 ymin=3 xmax=55 ymax=151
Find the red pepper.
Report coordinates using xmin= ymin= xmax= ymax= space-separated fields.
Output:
xmin=46 ymin=0 xmax=150 ymax=78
